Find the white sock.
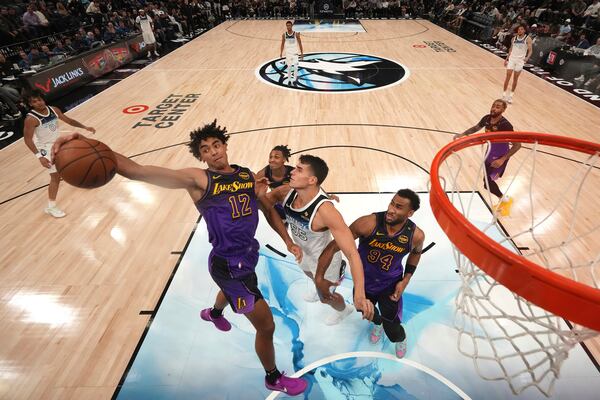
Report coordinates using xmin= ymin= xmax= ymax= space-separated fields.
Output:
xmin=509 ymin=91 xmax=514 ymax=96
xmin=503 ymin=91 xmax=508 ymax=96
xmin=48 ymin=200 xmax=56 ymax=208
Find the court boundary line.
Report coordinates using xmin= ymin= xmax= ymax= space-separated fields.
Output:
xmin=265 ymin=351 xmax=473 ymax=400
xmin=111 ymin=215 xmax=202 ymax=400
xmin=224 ymin=18 xmax=430 ymax=42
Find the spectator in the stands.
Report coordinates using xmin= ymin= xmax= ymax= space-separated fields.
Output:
xmin=18 ymin=51 xmax=30 ymax=70
xmin=41 ymin=45 xmax=58 ymax=61
xmin=53 ymin=39 xmax=72 ymax=55
xmin=576 ymin=33 xmax=590 ymax=49
xmin=86 ymin=1 xmax=101 ymax=16
xmin=28 ymin=47 xmax=50 ymax=65
xmin=22 ymin=4 xmax=45 ymax=37
xmin=63 ymin=37 xmax=76 ymax=52
xmin=71 ymin=32 xmax=88 ymax=51
xmin=103 ymin=22 xmax=118 ymax=42
xmin=554 ymin=18 xmax=571 ymax=41
xmin=0 ymin=6 xmax=27 ymax=44
xmin=584 ymin=37 xmax=600 ymax=57
xmin=571 ymin=0 xmax=587 ymax=27
xmin=583 ymin=0 xmax=600 ymax=28
xmin=116 ymin=20 xmax=130 ymax=36
xmin=0 ymin=53 xmax=22 ymax=120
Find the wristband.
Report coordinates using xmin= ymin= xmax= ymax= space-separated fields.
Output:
xmin=404 ymin=263 xmax=417 ymax=275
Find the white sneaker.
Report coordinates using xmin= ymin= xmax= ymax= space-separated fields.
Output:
xmin=395 ymin=338 xmax=407 ymax=358
xmin=369 ymin=324 xmax=384 ymax=344
xmin=325 ymin=304 xmax=353 ymax=325
xmin=45 ymin=206 xmax=66 ymax=218
xmin=303 ymin=289 xmax=320 ymax=303
xmin=506 ymin=95 xmax=513 ymax=104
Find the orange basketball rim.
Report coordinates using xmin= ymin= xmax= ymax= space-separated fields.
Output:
xmin=429 ymin=131 xmax=600 ymax=331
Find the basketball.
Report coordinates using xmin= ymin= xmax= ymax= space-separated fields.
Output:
xmin=54 ymin=138 xmax=117 ymax=189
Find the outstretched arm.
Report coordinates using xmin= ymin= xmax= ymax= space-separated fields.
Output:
xmin=454 ymin=123 xmax=483 ymax=140
xmin=315 ymin=214 xmax=374 ymax=298
xmin=317 ymin=203 xmax=374 ymax=320
xmin=52 ymin=133 xmax=204 ymax=190
xmin=52 ymin=107 xmax=95 ymax=134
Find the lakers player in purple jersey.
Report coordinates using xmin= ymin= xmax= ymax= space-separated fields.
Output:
xmin=51 ymin=121 xmax=308 ymax=396
xmin=316 ymin=190 xmax=425 ymax=358
xmin=454 ymin=99 xmax=521 ymax=216
xmin=256 ymin=145 xmax=294 ymax=220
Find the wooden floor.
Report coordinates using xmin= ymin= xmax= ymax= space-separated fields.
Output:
xmin=1 ymin=20 xmax=599 ymax=399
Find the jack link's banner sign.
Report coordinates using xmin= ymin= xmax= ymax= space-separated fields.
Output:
xmin=24 ymin=35 xmax=145 ymax=100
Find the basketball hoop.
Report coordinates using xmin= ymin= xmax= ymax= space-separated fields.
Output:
xmin=429 ymin=132 xmax=600 ymax=396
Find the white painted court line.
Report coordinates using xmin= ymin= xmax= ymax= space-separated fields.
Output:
xmin=265 ymin=350 xmax=472 ymax=399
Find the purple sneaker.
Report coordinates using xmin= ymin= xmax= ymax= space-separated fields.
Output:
xmin=200 ymin=308 xmax=231 ymax=332
xmin=265 ymin=373 xmax=308 ymax=396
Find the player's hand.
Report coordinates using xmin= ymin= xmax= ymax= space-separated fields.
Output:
xmin=287 ymin=242 xmax=303 ymax=263
xmin=39 ymin=157 xmax=51 ymax=168
xmin=315 ymin=276 xmax=338 ymax=301
xmin=327 ymin=193 xmax=340 ymax=202
xmin=389 ymin=281 xmax=406 ymax=302
xmin=85 ymin=126 xmax=96 ymax=134
xmin=51 ymin=132 xmax=83 ymax=159
xmin=255 ymin=177 xmax=270 ymax=197
xmin=354 ymin=295 xmax=374 ymax=321
xmin=490 ymin=156 xmax=506 ymax=168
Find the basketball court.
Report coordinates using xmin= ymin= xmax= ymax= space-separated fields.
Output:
xmin=1 ymin=20 xmax=599 ymax=399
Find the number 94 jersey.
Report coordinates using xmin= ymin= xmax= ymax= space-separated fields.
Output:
xmin=195 ymin=165 xmax=259 ymax=260
xmin=358 ymin=212 xmax=416 ymax=294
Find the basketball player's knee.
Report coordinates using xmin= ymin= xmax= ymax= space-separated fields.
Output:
xmin=382 ymin=321 xmax=406 ymax=342
xmin=260 ymin=320 xmax=275 ymax=337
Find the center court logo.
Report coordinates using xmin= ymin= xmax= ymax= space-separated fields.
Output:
xmin=256 ymin=52 xmax=409 ymax=92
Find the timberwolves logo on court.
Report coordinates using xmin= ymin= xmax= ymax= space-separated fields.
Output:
xmin=256 ymin=52 xmax=409 ymax=92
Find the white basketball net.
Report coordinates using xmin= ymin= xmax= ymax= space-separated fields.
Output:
xmin=439 ymin=138 xmax=600 ymax=397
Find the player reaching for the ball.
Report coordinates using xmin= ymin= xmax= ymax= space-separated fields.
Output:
xmin=51 ymin=121 xmax=308 ymax=396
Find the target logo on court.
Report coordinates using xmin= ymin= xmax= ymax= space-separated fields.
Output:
xmin=257 ymin=52 xmax=409 ymax=93
xmin=123 ymin=105 xmax=149 ymax=114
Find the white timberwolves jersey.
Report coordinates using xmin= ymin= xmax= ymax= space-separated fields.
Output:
xmin=283 ymin=188 xmax=344 ymax=281
xmin=510 ymin=34 xmax=528 ymax=60
xmin=28 ymin=106 xmax=59 ymax=147
xmin=284 ymin=31 xmax=299 ymax=55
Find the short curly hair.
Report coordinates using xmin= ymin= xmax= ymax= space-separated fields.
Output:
xmin=396 ymin=189 xmax=420 ymax=211
xmin=188 ymin=120 xmax=229 ymax=160
xmin=271 ymin=145 xmax=291 ymax=161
